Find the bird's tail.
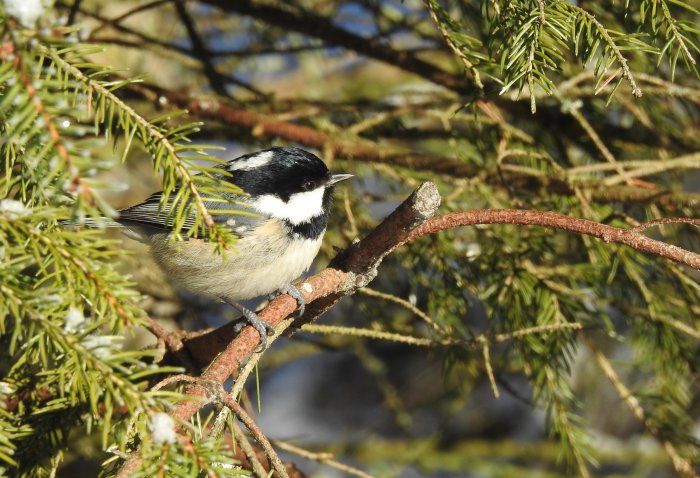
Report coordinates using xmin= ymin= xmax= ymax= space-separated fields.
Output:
xmin=59 ymin=217 xmax=151 ymax=242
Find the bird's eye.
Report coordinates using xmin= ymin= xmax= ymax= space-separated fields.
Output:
xmin=302 ymin=180 xmax=317 ymax=191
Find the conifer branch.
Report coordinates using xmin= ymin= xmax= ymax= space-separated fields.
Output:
xmin=3 ymin=39 xmax=88 ymax=199
xmin=423 ymin=0 xmax=484 ymax=92
xmin=542 ymin=365 xmax=591 ymax=477
xmin=569 ymin=5 xmax=643 ymax=98
xmin=587 ymin=337 xmax=697 ymax=477
xmin=39 ymin=43 xmax=229 ymax=245
xmin=0 ymin=215 xmax=129 ymax=321
xmin=659 ymin=0 xmax=696 ymax=67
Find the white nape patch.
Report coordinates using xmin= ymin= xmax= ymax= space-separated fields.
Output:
xmin=228 ymin=151 xmax=274 ymax=171
xmin=253 ymin=187 xmax=325 ymax=225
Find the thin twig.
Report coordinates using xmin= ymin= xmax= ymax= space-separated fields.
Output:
xmin=88 ymin=0 xmax=172 ymax=36
xmin=273 ymin=440 xmax=376 ymax=478
xmin=231 ymin=419 xmax=269 ymax=478
xmin=358 ymin=287 xmax=447 ymax=334
xmin=300 ymin=322 xmax=583 ymax=348
xmin=567 ymin=152 xmax=700 ymax=176
xmin=586 ymin=336 xmax=698 ymax=477
xmin=491 ymin=322 xmax=583 ymax=342
xmin=150 ymin=374 xmax=200 ymax=392
xmin=142 ymin=314 xmax=183 ymax=351
xmin=300 ymin=323 xmax=438 ymax=346
xmin=217 ymin=389 xmax=290 ymax=478
xmin=631 ymin=217 xmax=700 ymax=232
xmin=343 ymin=188 xmax=358 ymax=238
xmin=173 ymin=0 xmax=229 ymax=96
xmin=569 ymin=107 xmax=634 ymax=186
xmin=479 ymin=337 xmax=500 ymax=398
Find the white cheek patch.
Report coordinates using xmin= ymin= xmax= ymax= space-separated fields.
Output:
xmin=229 ymin=151 xmax=274 ymax=171
xmin=253 ymin=187 xmax=325 ymax=225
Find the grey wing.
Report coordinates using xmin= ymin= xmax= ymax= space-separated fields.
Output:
xmin=116 ymin=191 xmax=266 ymax=241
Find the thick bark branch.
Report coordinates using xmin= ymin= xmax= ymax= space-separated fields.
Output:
xmin=177 ymin=186 xmax=699 ymax=373
xmin=119 ymin=182 xmax=699 ymax=475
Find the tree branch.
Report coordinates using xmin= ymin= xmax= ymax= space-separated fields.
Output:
xmin=172 ymin=0 xmax=228 ymax=96
xmin=216 ymin=389 xmax=289 ymax=478
xmin=118 ymin=183 xmax=698 ymax=475
xmin=403 ymin=210 xmax=700 ymax=268
xmin=126 ymin=82 xmax=700 ymax=210
xmin=201 ymin=0 xmax=471 ymax=95
xmin=175 ymin=186 xmax=698 ymax=372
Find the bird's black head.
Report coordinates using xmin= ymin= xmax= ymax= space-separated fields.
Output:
xmin=225 ymin=147 xmax=352 ymax=237
xmin=227 ymin=147 xmax=331 ymax=201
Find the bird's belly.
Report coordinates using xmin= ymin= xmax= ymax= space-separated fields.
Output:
xmin=148 ymin=230 xmax=323 ymax=301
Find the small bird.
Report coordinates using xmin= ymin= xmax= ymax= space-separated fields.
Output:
xmin=88 ymin=146 xmax=352 ymax=348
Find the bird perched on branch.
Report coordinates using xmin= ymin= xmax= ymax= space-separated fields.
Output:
xmin=76 ymin=146 xmax=352 ymax=349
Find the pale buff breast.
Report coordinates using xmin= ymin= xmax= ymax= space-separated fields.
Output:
xmin=148 ymin=220 xmax=323 ymax=301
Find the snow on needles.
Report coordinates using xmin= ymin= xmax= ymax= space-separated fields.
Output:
xmin=150 ymin=413 xmax=178 ymax=445
xmin=2 ymin=0 xmax=48 ymax=28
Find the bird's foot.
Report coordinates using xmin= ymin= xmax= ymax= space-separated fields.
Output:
xmin=226 ymin=301 xmax=275 ymax=351
xmin=274 ymin=283 xmax=306 ymax=318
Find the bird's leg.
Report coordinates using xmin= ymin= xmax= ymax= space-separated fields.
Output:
xmin=225 ymin=299 xmax=275 ymax=351
xmin=271 ymin=283 xmax=306 ymax=318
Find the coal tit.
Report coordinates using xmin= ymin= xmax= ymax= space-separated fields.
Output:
xmin=98 ymin=146 xmax=352 ymax=348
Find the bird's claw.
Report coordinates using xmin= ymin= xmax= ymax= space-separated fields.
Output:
xmin=227 ymin=284 xmax=305 ymax=351
xmin=247 ymin=313 xmax=276 ymax=352
xmin=227 ymin=301 xmax=275 ymax=351
xmin=277 ymin=283 xmax=306 ymax=318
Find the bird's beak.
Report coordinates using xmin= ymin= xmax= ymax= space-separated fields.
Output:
xmin=328 ymin=173 xmax=354 ymax=185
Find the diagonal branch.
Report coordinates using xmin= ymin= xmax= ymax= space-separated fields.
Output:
xmin=176 ymin=186 xmax=699 ymax=372
xmin=216 ymin=389 xmax=289 ymax=478
xmin=119 ymin=182 xmax=699 ymax=475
